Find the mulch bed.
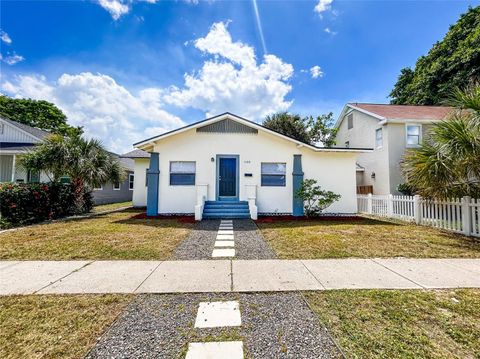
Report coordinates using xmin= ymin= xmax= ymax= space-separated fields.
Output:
xmin=255 ymin=215 xmax=365 ymax=223
xmin=130 ymin=212 xmax=196 ymax=223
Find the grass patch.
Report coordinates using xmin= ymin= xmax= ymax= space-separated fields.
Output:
xmin=304 ymin=289 xmax=480 ymax=358
xmin=0 ymin=294 xmax=132 ymax=359
xmin=0 ymin=209 xmax=193 ymax=260
xmin=92 ymin=201 xmax=133 ymax=213
xmin=257 ymin=218 xmax=480 ymax=258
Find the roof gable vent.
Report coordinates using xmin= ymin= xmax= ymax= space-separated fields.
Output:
xmin=197 ymin=118 xmax=258 ymax=134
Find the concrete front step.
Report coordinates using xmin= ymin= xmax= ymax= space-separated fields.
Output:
xmin=203 ymin=214 xmax=250 ymax=219
xmin=203 ymin=200 xmax=250 ymax=219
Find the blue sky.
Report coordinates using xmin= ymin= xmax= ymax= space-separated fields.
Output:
xmin=1 ymin=0 xmax=478 ymax=152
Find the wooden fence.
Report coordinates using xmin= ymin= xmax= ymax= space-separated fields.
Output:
xmin=357 ymin=194 xmax=480 ymax=238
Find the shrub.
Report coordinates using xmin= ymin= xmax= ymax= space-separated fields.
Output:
xmin=295 ymin=179 xmax=341 ymax=217
xmin=397 ymin=183 xmax=417 ymax=196
xmin=0 ymin=182 xmax=92 ymax=228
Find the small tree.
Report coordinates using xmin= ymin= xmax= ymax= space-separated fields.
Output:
xmin=21 ymin=134 xmax=124 ymax=213
xmin=295 ymin=179 xmax=341 ymax=217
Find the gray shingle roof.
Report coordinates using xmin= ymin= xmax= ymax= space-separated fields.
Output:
xmin=1 ymin=117 xmax=51 ymax=140
xmin=121 ymin=149 xmax=151 ymax=159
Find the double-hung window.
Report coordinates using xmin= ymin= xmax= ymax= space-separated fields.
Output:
xmin=113 ymin=181 xmax=120 ymax=190
xmin=128 ymin=174 xmax=134 ymax=190
xmin=170 ymin=161 xmax=196 ymax=186
xmin=406 ymin=125 xmax=421 ymax=147
xmin=261 ymin=163 xmax=286 ymax=186
xmin=375 ymin=128 xmax=383 ymax=149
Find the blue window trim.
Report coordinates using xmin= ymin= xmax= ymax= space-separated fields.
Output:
xmin=169 ymin=161 xmax=196 ymax=186
xmin=261 ymin=162 xmax=286 ymax=187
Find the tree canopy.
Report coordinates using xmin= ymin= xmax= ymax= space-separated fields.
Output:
xmin=0 ymin=95 xmax=82 ymax=136
xmin=389 ymin=6 xmax=480 ymax=105
xmin=263 ymin=112 xmax=338 ymax=147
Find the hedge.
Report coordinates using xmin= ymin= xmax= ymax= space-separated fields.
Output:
xmin=0 ymin=182 xmax=93 ymax=228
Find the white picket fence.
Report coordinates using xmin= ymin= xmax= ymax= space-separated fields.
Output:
xmin=357 ymin=194 xmax=480 ymax=238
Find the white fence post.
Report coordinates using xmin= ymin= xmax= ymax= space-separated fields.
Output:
xmin=413 ymin=195 xmax=421 ymax=224
xmin=387 ymin=194 xmax=394 ymax=216
xmin=367 ymin=193 xmax=373 ymax=214
xmin=462 ymin=196 xmax=472 ymax=236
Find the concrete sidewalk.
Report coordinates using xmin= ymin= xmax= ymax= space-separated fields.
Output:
xmin=1 ymin=258 xmax=479 ymax=295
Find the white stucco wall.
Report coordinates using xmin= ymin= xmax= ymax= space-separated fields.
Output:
xmin=132 ymin=158 xmax=149 ymax=207
xmin=134 ymin=126 xmax=359 ymax=214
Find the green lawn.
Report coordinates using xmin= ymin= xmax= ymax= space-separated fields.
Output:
xmin=0 ymin=209 xmax=193 ymax=260
xmin=305 ymin=289 xmax=480 ymax=358
xmin=92 ymin=201 xmax=133 ymax=213
xmin=257 ymin=218 xmax=480 ymax=259
xmin=0 ymin=294 xmax=132 ymax=359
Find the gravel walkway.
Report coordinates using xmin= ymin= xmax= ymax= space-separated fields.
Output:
xmin=173 ymin=219 xmax=275 ymax=260
xmin=86 ymin=292 xmax=342 ymax=358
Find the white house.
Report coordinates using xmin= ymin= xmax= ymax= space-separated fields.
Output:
xmin=128 ymin=113 xmax=371 ymax=220
xmin=0 ymin=117 xmax=51 ymax=183
xmin=335 ymin=103 xmax=455 ymax=195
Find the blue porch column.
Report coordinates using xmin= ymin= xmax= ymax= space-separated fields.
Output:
xmin=292 ymin=154 xmax=304 ymax=216
xmin=146 ymin=152 xmax=160 ymax=216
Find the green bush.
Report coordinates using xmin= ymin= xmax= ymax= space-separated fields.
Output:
xmin=397 ymin=183 xmax=417 ymax=196
xmin=0 ymin=182 xmax=93 ymax=228
xmin=295 ymin=179 xmax=341 ymax=217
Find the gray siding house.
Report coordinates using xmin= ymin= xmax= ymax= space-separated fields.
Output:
xmin=91 ymin=155 xmax=134 ymax=205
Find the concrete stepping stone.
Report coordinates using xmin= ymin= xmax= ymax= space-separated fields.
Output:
xmin=216 ymin=234 xmax=234 ymax=240
xmin=185 ymin=341 xmax=243 ymax=359
xmin=214 ymin=241 xmax=235 ymax=248
xmin=212 ymin=248 xmax=235 ymax=258
xmin=194 ymin=301 xmax=241 ymax=328
xmin=219 ymin=225 xmax=233 ymax=230
xmin=217 ymin=230 xmax=234 ymax=235
xmin=220 ymin=220 xmax=233 ymax=223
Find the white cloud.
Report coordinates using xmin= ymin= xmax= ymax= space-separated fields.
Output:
xmin=0 ymin=30 xmax=12 ymax=44
xmin=314 ymin=0 xmax=333 ymax=15
xmin=1 ymin=72 xmax=184 ymax=152
xmin=97 ymin=0 xmax=130 ymax=20
xmin=310 ymin=65 xmax=324 ymax=79
xmin=2 ymin=53 xmax=25 ymax=65
xmin=324 ymin=27 xmax=337 ymax=35
xmin=166 ymin=21 xmax=293 ymax=120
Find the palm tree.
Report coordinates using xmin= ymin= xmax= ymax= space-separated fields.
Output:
xmin=402 ymin=84 xmax=480 ymax=198
xmin=21 ymin=134 xmax=125 ymax=212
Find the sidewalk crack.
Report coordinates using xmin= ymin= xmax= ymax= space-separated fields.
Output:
xmin=34 ymin=260 xmax=95 ymax=294
xmin=370 ymin=258 xmax=426 ymax=289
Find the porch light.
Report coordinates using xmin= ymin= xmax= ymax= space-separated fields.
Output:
xmin=371 ymin=172 xmax=376 ymax=179
xmin=211 ymin=157 xmax=215 ymax=162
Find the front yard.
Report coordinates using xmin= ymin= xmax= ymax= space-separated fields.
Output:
xmin=305 ymin=289 xmax=480 ymax=358
xmin=0 ymin=294 xmax=131 ymax=359
xmin=0 ymin=209 xmax=193 ymax=260
xmin=257 ymin=218 xmax=480 ymax=259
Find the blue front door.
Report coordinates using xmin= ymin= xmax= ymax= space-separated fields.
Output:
xmin=218 ymin=156 xmax=238 ymax=200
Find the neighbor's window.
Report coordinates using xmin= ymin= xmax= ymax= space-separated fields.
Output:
xmin=129 ymin=174 xmax=134 ymax=190
xmin=170 ymin=161 xmax=196 ymax=186
xmin=93 ymin=185 xmax=103 ymax=191
xmin=113 ymin=181 xmax=120 ymax=190
xmin=347 ymin=113 xmax=353 ymax=129
xmin=261 ymin=163 xmax=286 ymax=186
xmin=27 ymin=170 xmax=40 ymax=183
xmin=406 ymin=125 xmax=421 ymax=146
xmin=375 ymin=128 xmax=383 ymax=148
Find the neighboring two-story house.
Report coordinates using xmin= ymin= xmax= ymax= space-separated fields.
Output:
xmin=0 ymin=117 xmax=134 ymax=204
xmin=335 ymin=103 xmax=454 ymax=195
